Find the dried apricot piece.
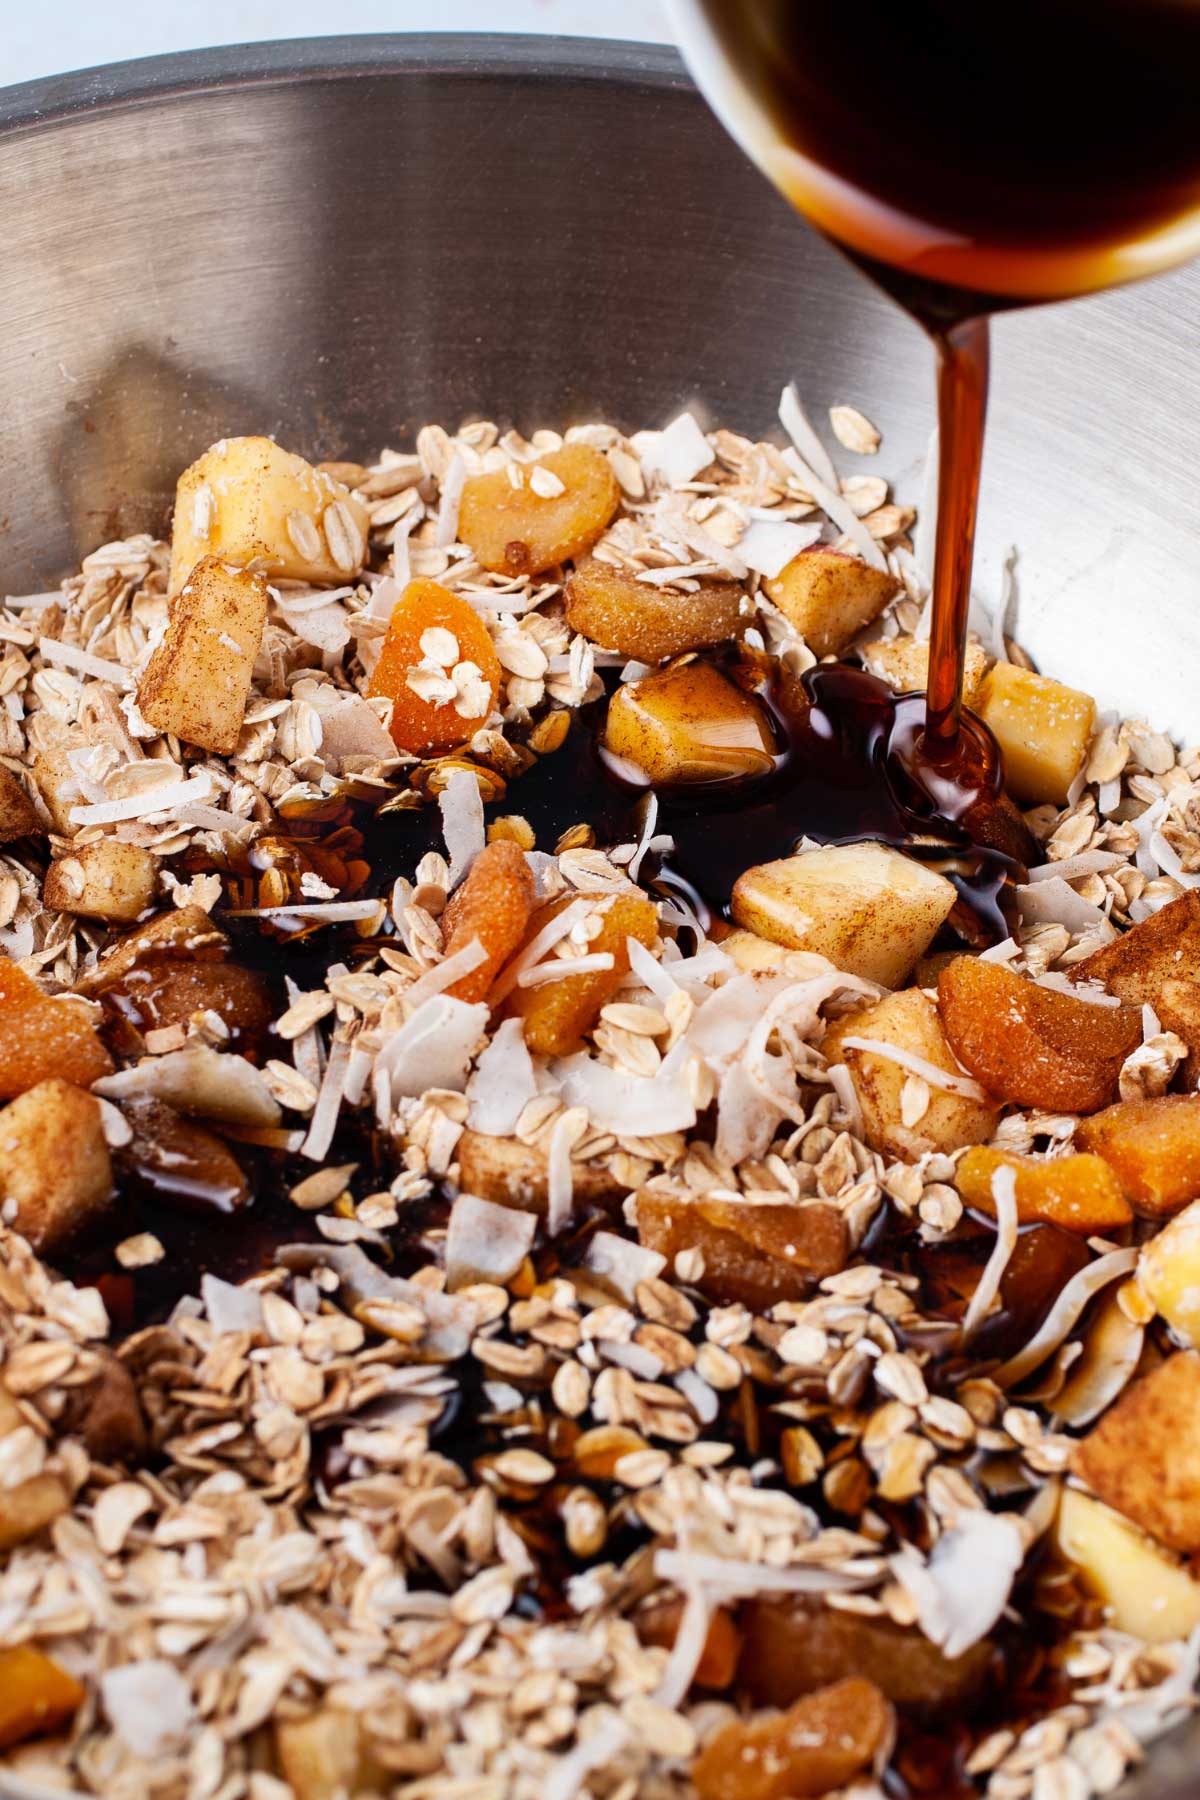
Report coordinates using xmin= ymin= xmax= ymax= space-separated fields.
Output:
xmin=636 ymin=1190 xmax=847 ymax=1310
xmin=937 ymin=956 xmax=1140 ymax=1113
xmin=0 ymin=1644 xmax=86 ymax=1751
xmin=508 ymin=893 xmax=657 ymax=1055
xmin=1075 ymin=1095 xmax=1200 ymax=1218
xmin=459 ymin=445 xmax=620 ymax=576
xmin=440 ymin=840 xmax=536 ymax=1003
xmin=367 ymin=578 xmax=501 ymax=756
xmin=637 ymin=1596 xmax=741 ymax=1690
xmin=956 ymin=1146 xmax=1132 ymax=1234
xmin=692 ymin=1677 xmax=893 ymax=1800
xmin=0 ymin=957 xmax=113 ymax=1099
xmin=566 ymin=556 xmax=745 ymax=661
xmin=604 ymin=660 xmax=776 ymax=784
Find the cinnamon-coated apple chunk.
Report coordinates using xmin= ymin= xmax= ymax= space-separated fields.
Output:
xmin=974 ymin=660 xmax=1095 ymax=805
xmin=458 ymin=444 xmax=619 ymax=576
xmin=0 ymin=764 xmax=39 ymax=842
xmin=0 ymin=1079 xmax=113 ymax=1253
xmin=565 ymin=556 xmax=746 ymax=661
xmin=603 ymin=660 xmax=776 ymax=784
xmin=1071 ymin=1352 xmax=1200 ymax=1556
xmin=1073 ymin=889 xmax=1200 ymax=1007
xmin=137 ymin=555 xmax=268 ymax=754
xmin=44 ymin=840 xmax=158 ymax=924
xmin=763 ymin=548 xmax=900 ymax=657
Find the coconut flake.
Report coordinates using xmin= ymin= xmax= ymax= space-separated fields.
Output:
xmin=640 ymin=413 xmax=713 ymax=488
xmin=839 ymin=1036 xmax=989 ymax=1101
xmin=994 ymin=1246 xmax=1140 ymax=1388
xmin=94 ymin=1045 xmax=281 ymax=1127
xmin=625 ymin=936 xmax=678 ymax=1003
xmin=979 ymin=936 xmax=1020 ymax=964
xmin=101 ymin=1661 xmax=195 ymax=1758
xmin=1016 ymin=878 xmax=1116 ymax=938
xmin=301 ymin=1036 xmax=352 ymax=1162
xmin=366 ymin=570 xmax=405 ymax=622
xmin=466 ymin=1018 xmax=537 ymax=1134
xmin=238 ymin=899 xmax=381 ymax=923
xmin=912 ymin=428 xmax=940 ymax=614
xmin=405 ymin=938 xmax=488 ymax=1008
xmin=69 ymin=772 xmax=213 ymax=827
xmin=39 ymin=637 xmax=133 ymax=689
xmin=1150 ymin=829 xmax=1200 ymax=890
xmin=546 ymin=1110 xmax=576 ymax=1237
xmin=778 ymin=383 xmax=840 ymax=493
xmin=583 ymin=1230 xmax=666 ymax=1302
xmin=439 ymin=767 xmax=486 ymax=887
xmin=653 ymin=1578 xmax=713 ymax=1709
xmin=552 ymin=1041 xmax=697 ymax=1135
xmin=316 ymin=693 xmax=396 ymax=764
xmin=376 ymin=995 xmax=489 ymax=1100
xmin=201 ymin=1274 xmax=264 ymax=1334
xmin=626 ymin=793 xmax=659 ymax=886
xmin=489 ymin=898 xmax=595 ymax=1002
xmin=446 ymin=1193 xmax=536 ymax=1288
xmin=827 ymin=1062 xmax=864 ymax=1135
xmin=1135 ymin=795 xmax=1170 ymax=876
xmin=278 ymin=1242 xmax=479 ymax=1359
xmin=435 ymin=452 xmax=468 ymax=549
xmin=654 ymin=1547 xmax=880 ymax=1599
xmin=1026 ymin=851 xmax=1126 ymax=882
xmin=960 ymin=1165 xmax=1019 ymax=1342
xmin=544 ymin=1715 xmax=631 ymax=1800
xmin=890 ymin=1511 xmax=1025 ymax=1660
xmin=516 ymin=952 xmax=615 ymax=988
xmin=781 ymin=444 xmax=888 ymax=570
xmin=737 ymin=518 xmax=823 ymax=579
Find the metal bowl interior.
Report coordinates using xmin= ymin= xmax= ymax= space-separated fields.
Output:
xmin=0 ymin=33 xmax=1198 ymax=1797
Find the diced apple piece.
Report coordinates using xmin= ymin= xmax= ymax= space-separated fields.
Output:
xmin=366 ymin=577 xmax=501 ymax=756
xmin=823 ymin=988 xmax=999 ymax=1161
xmin=566 ymin=556 xmax=745 ymax=662
xmin=110 ymin=961 xmax=272 ymax=1050
xmin=121 ymin=1098 xmax=250 ymax=1214
xmin=509 ymin=893 xmax=658 ymax=1056
xmin=692 ymin=1677 xmax=894 ymax=1800
xmin=0 ymin=1474 xmax=70 ymax=1553
xmin=0 ymin=959 xmax=113 ymax=1099
xmin=1155 ymin=978 xmax=1200 ymax=1086
xmin=1074 ymin=890 xmax=1200 ymax=1007
xmin=739 ymin=1596 xmax=990 ymax=1721
xmin=721 ymin=931 xmax=837 ymax=980
xmin=636 ymin=1190 xmax=847 ymax=1311
xmin=138 ymin=555 xmax=268 ymax=754
xmin=1075 ymin=1095 xmax=1200 ymax=1218
xmin=75 ymin=905 xmax=227 ymax=997
xmin=440 ymin=840 xmax=536 ymax=1003
xmin=169 ymin=435 xmax=369 ymax=594
xmin=603 ymin=661 xmax=776 ymax=785
xmin=763 ymin=549 xmax=900 ymax=658
xmin=862 ymin=635 xmax=988 ymax=707
xmin=1071 ymin=1353 xmax=1200 ymax=1554
xmin=637 ymin=1596 xmax=741 ymax=1690
xmin=0 ymin=1645 xmax=85 ymax=1751
xmin=937 ymin=956 xmax=1140 ymax=1113
xmin=0 ymin=1079 xmax=113 ymax=1253
xmin=457 ymin=1128 xmax=629 ymax=1214
xmin=459 ymin=444 xmax=620 ymax=576
xmin=1135 ymin=1198 xmax=1200 ymax=1346
xmin=275 ymin=1710 xmax=383 ymax=1800
xmin=975 ymin=661 xmax=1095 ymax=806
xmin=32 ymin=746 xmax=83 ymax=835
xmin=44 ymin=840 xmax=157 ymax=923
xmin=733 ymin=844 xmax=955 ymax=987
xmin=955 ymin=1146 xmax=1132 ymax=1233
xmin=1055 ymin=1485 xmax=1200 ymax=1645
xmin=0 ymin=764 xmax=40 ymax=843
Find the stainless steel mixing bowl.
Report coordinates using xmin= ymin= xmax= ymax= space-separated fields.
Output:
xmin=0 ymin=34 xmax=1198 ymax=1797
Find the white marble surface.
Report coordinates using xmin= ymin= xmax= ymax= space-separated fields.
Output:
xmin=7 ymin=0 xmax=672 ymax=88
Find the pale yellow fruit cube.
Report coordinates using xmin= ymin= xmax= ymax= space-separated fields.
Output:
xmin=731 ymin=843 xmax=956 ymax=987
xmin=1136 ymin=1197 xmax=1200 ymax=1346
xmin=44 ymin=840 xmax=157 ymax=923
xmin=1055 ymin=1486 xmax=1200 ymax=1644
xmin=975 ymin=660 xmax=1095 ymax=805
xmin=275 ymin=1711 xmax=381 ymax=1800
xmin=0 ymin=1079 xmax=113 ymax=1254
xmin=823 ymin=987 xmax=998 ymax=1161
xmin=32 ymin=745 xmax=83 ymax=835
xmin=862 ymin=635 xmax=988 ymax=707
xmin=603 ymin=660 xmax=776 ymax=784
xmin=763 ymin=549 xmax=900 ymax=658
xmin=138 ymin=555 xmax=268 ymax=754
xmin=169 ymin=435 xmax=370 ymax=594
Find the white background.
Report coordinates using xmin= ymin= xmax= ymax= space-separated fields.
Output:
xmin=6 ymin=0 xmax=671 ymax=88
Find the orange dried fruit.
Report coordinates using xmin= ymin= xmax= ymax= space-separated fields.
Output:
xmin=565 ymin=556 xmax=745 ymax=662
xmin=0 ymin=1645 xmax=86 ymax=1751
xmin=692 ymin=1677 xmax=893 ymax=1800
xmin=459 ymin=444 xmax=620 ymax=576
xmin=440 ymin=840 xmax=536 ymax=1003
xmin=604 ymin=660 xmax=777 ymax=785
xmin=956 ymin=1146 xmax=1133 ymax=1234
xmin=637 ymin=1596 xmax=741 ymax=1690
xmin=508 ymin=893 xmax=657 ymax=1056
xmin=1075 ymin=1094 xmax=1200 ymax=1218
xmin=636 ymin=1191 xmax=848 ymax=1311
xmin=367 ymin=578 xmax=501 ymax=756
xmin=0 ymin=957 xmax=113 ymax=1099
xmin=937 ymin=955 xmax=1140 ymax=1113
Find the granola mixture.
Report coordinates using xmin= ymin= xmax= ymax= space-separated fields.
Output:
xmin=2 ymin=393 xmax=1200 ymax=1800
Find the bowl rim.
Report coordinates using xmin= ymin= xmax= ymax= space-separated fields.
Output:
xmin=0 ymin=32 xmax=689 ymax=138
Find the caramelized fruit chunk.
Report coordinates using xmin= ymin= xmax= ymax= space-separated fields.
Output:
xmin=0 ymin=1645 xmax=86 ymax=1751
xmin=1055 ymin=1486 xmax=1200 ymax=1645
xmin=692 ymin=1677 xmax=893 ymax=1800
xmin=975 ymin=660 xmax=1096 ymax=806
xmin=0 ymin=1473 xmax=70 ymax=1552
xmin=0 ymin=764 xmax=40 ymax=842
xmin=1136 ymin=1198 xmax=1200 ymax=1345
xmin=457 ymin=1129 xmax=629 ymax=1213
xmin=0 ymin=959 xmax=113 ymax=1099
xmin=956 ymin=1146 xmax=1132 ymax=1233
xmin=604 ymin=660 xmax=776 ymax=785
xmin=0 ymin=1079 xmax=113 ymax=1253
xmin=937 ymin=956 xmax=1140 ymax=1113
xmin=1073 ymin=890 xmax=1200 ymax=1006
xmin=111 ymin=961 xmax=272 ymax=1049
xmin=1075 ymin=1094 xmax=1200 ymax=1217
xmin=823 ymin=988 xmax=999 ymax=1161
xmin=763 ymin=549 xmax=900 ymax=658
xmin=1155 ymin=978 xmax=1200 ymax=1085
xmin=138 ymin=555 xmax=269 ymax=754
xmin=565 ymin=556 xmax=745 ymax=662
xmin=366 ymin=577 xmax=502 ymax=756
xmin=440 ymin=840 xmax=536 ymax=1003
xmin=75 ymin=905 xmax=227 ymax=997
xmin=44 ymin=841 xmax=158 ymax=924
xmin=120 ymin=1097 xmax=250 ymax=1214
xmin=863 ymin=634 xmax=988 ymax=706
xmin=637 ymin=1596 xmax=741 ymax=1690
xmin=509 ymin=893 xmax=657 ymax=1056
xmin=636 ymin=1190 xmax=847 ymax=1311
xmin=169 ymin=435 xmax=369 ymax=594
xmin=275 ymin=1709 xmax=384 ymax=1800
xmin=1072 ymin=1352 xmax=1200 ymax=1555
xmin=459 ymin=444 xmax=620 ymax=576
xmin=922 ymin=1224 xmax=1090 ymax=1359
xmin=739 ymin=1597 xmax=990 ymax=1722
xmin=734 ymin=843 xmax=955 ymax=987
